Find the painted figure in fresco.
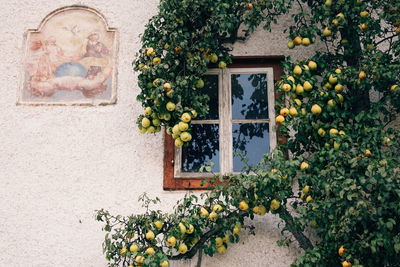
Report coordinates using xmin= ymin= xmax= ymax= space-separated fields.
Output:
xmin=82 ymin=32 xmax=110 ymax=79
xmin=26 ymin=40 xmax=55 ymax=96
xmin=83 ymin=32 xmax=109 ymax=58
xmin=44 ymin=36 xmax=65 ymax=73
xmin=26 ymin=40 xmax=52 ymax=82
xmin=78 ymin=32 xmax=111 ymax=97
xmin=26 ymin=37 xmax=71 ymax=96
xmin=26 ymin=37 xmax=67 ymax=81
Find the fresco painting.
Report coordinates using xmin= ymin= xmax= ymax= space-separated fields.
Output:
xmin=20 ymin=7 xmax=117 ymax=104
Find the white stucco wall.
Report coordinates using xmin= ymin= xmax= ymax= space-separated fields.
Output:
xmin=0 ymin=1 xmax=318 ymax=266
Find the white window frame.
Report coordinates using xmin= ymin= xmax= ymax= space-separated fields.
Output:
xmin=174 ymin=67 xmax=277 ymax=178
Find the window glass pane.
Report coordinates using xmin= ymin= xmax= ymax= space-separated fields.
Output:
xmin=232 ymin=123 xmax=269 ymax=172
xmin=197 ymin=75 xmax=219 ymax=120
xmin=231 ymin=73 xmax=268 ymax=120
xmin=181 ymin=124 xmax=219 ymax=172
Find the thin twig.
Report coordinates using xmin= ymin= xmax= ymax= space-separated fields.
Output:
xmin=375 ymin=34 xmax=397 ymax=46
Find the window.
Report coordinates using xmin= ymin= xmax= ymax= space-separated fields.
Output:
xmin=164 ymin=57 xmax=283 ymax=190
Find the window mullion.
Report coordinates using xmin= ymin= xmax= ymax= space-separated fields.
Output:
xmin=220 ymin=69 xmax=233 ymax=174
xmin=267 ymin=68 xmax=277 ymax=150
xmin=218 ymin=70 xmax=225 ymax=175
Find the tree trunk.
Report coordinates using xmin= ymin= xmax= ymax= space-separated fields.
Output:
xmin=339 ymin=18 xmax=370 ymax=114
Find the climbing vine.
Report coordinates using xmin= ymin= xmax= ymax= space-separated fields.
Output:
xmin=97 ymin=0 xmax=400 ymax=266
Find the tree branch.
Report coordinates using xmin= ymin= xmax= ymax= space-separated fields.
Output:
xmin=169 ymin=224 xmax=223 ymax=260
xmin=278 ymin=208 xmax=314 ymax=250
xmin=167 ymin=204 xmax=314 ymax=262
xmin=196 ymin=250 xmax=203 ymax=267
xmin=169 ymin=210 xmax=248 ymax=260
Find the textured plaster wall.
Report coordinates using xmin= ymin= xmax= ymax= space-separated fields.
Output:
xmin=0 ymin=1 xmax=318 ymax=267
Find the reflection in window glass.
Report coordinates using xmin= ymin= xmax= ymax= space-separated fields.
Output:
xmin=231 ymin=73 xmax=268 ymax=120
xmin=198 ymin=75 xmax=219 ymax=120
xmin=233 ymin=123 xmax=270 ymax=172
xmin=182 ymin=124 xmax=220 ymax=172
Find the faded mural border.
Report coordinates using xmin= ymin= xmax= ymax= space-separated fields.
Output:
xmin=18 ymin=5 xmax=119 ymax=106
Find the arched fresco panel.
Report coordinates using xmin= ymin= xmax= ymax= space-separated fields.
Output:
xmin=19 ymin=6 xmax=118 ymax=105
